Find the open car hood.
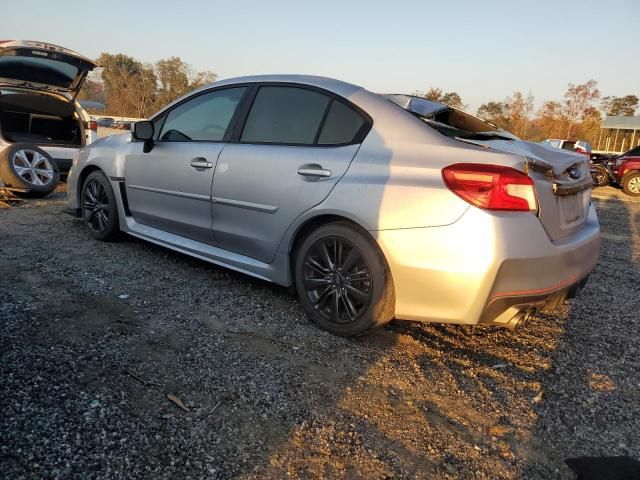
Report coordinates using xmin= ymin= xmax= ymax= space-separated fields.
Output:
xmin=0 ymin=40 xmax=97 ymax=99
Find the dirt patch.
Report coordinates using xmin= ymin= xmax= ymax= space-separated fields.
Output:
xmin=1 ymin=186 xmax=639 ymax=479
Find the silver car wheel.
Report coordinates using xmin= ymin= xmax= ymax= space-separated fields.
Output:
xmin=11 ymin=149 xmax=55 ymax=187
xmin=628 ymin=176 xmax=640 ymax=194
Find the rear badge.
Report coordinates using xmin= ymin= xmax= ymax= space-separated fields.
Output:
xmin=567 ymin=166 xmax=582 ymax=180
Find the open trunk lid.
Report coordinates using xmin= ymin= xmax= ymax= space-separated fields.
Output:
xmin=0 ymin=40 xmax=96 ymax=100
xmin=458 ymin=138 xmax=592 ymax=241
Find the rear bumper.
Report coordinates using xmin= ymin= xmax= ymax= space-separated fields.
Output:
xmin=372 ymin=203 xmax=601 ymax=326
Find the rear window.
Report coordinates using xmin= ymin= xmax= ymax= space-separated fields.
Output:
xmin=241 ymin=86 xmax=330 ymax=144
xmin=318 ymin=100 xmax=365 ymax=145
xmin=0 ymin=56 xmax=79 ymax=88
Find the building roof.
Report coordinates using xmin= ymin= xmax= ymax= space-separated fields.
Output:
xmin=601 ymin=116 xmax=640 ymax=130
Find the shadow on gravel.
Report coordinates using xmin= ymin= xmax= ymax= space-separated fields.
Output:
xmin=229 ymin=194 xmax=640 ymax=479
xmin=3 ymin=185 xmax=639 ymax=479
xmin=519 ymin=192 xmax=640 ymax=478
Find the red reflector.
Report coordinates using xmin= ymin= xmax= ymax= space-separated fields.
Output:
xmin=87 ymin=120 xmax=97 ymax=131
xmin=442 ymin=163 xmax=537 ymax=212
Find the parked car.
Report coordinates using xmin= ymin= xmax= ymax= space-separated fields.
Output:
xmin=96 ymin=117 xmax=115 ymax=128
xmin=66 ymin=75 xmax=600 ymax=336
xmin=613 ymin=146 xmax=640 ymax=196
xmin=541 ymin=139 xmax=592 ymax=155
xmin=588 ymin=145 xmax=640 ymax=194
xmin=0 ymin=40 xmax=97 ymax=196
xmin=113 ymin=120 xmax=132 ymax=130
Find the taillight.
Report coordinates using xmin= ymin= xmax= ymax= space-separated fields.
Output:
xmin=87 ymin=120 xmax=98 ymax=131
xmin=442 ymin=163 xmax=537 ymax=212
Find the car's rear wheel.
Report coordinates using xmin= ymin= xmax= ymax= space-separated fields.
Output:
xmin=0 ymin=144 xmax=60 ymax=197
xmin=81 ymin=171 xmax=120 ymax=241
xmin=294 ymin=222 xmax=395 ymax=336
xmin=622 ymin=172 xmax=640 ymax=197
xmin=590 ymin=165 xmax=610 ymax=188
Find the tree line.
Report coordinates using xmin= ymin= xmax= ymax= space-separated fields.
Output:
xmin=81 ymin=54 xmax=637 ymax=150
xmin=78 ymin=53 xmax=216 ymax=118
xmin=416 ymin=81 xmax=637 ymax=148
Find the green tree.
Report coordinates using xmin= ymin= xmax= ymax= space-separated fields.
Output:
xmin=414 ymin=87 xmax=464 ymax=109
xmin=601 ymin=95 xmax=638 ymax=116
xmin=477 ymin=101 xmax=509 ymax=128
xmin=155 ymin=57 xmax=217 ymax=108
xmin=96 ymin=53 xmax=157 ymax=117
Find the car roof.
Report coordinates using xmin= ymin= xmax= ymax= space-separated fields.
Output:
xmin=194 ymin=74 xmax=365 ymax=98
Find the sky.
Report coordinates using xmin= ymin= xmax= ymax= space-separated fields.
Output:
xmin=3 ymin=0 xmax=638 ymax=112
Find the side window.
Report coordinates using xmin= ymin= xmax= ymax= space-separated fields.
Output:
xmin=241 ymin=86 xmax=329 ymax=144
xmin=158 ymin=87 xmax=246 ymax=142
xmin=627 ymin=146 xmax=640 ymax=157
xmin=318 ymin=100 xmax=366 ymax=145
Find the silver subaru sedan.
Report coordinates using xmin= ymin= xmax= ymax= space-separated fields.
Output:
xmin=65 ymin=75 xmax=600 ymax=336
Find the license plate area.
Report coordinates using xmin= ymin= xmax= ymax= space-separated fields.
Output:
xmin=557 ymin=193 xmax=584 ymax=227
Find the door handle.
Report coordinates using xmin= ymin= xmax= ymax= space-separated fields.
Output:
xmin=190 ymin=158 xmax=213 ymax=169
xmin=297 ymin=163 xmax=331 ymax=178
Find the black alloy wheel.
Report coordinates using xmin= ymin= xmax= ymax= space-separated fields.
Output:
xmin=294 ymin=222 xmax=395 ymax=336
xmin=81 ymin=171 xmax=120 ymax=241
xmin=302 ymin=236 xmax=373 ymax=325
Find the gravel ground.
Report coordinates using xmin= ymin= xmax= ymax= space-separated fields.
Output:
xmin=1 ymin=185 xmax=639 ymax=479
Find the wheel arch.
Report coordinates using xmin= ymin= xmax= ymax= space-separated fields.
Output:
xmin=286 ymin=213 xmax=384 ymax=284
xmin=76 ymin=164 xmax=104 ymax=205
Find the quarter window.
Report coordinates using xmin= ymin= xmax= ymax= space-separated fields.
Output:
xmin=241 ymin=87 xmax=330 ymax=144
xmin=318 ymin=100 xmax=366 ymax=145
xmin=158 ymin=87 xmax=246 ymax=142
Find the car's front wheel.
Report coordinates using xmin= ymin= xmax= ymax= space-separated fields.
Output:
xmin=81 ymin=171 xmax=120 ymax=241
xmin=294 ymin=222 xmax=395 ymax=336
xmin=622 ymin=172 xmax=640 ymax=197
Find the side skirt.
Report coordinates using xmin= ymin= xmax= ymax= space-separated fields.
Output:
xmin=123 ymin=217 xmax=292 ymax=286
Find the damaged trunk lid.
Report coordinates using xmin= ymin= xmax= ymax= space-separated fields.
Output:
xmin=383 ymin=94 xmax=593 ymax=242
xmin=458 ymin=138 xmax=593 ymax=241
xmin=0 ymin=40 xmax=96 ymax=100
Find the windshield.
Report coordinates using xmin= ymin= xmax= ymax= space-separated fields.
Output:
xmin=382 ymin=93 xmax=517 ymax=141
xmin=0 ymin=56 xmax=80 ymax=88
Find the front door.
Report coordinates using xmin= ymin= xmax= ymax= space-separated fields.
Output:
xmin=124 ymin=86 xmax=246 ymax=244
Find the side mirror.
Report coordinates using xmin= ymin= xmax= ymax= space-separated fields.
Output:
xmin=132 ymin=121 xmax=155 ymax=153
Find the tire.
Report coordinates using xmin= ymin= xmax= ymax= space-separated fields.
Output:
xmin=0 ymin=143 xmax=60 ymax=197
xmin=622 ymin=172 xmax=640 ymax=197
xmin=590 ymin=165 xmax=610 ymax=188
xmin=294 ymin=221 xmax=395 ymax=336
xmin=80 ymin=171 xmax=121 ymax=241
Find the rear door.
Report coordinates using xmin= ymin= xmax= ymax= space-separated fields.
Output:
xmin=125 ymin=86 xmax=246 ymax=244
xmin=211 ymin=84 xmax=369 ymax=263
xmin=0 ymin=40 xmax=96 ymax=98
